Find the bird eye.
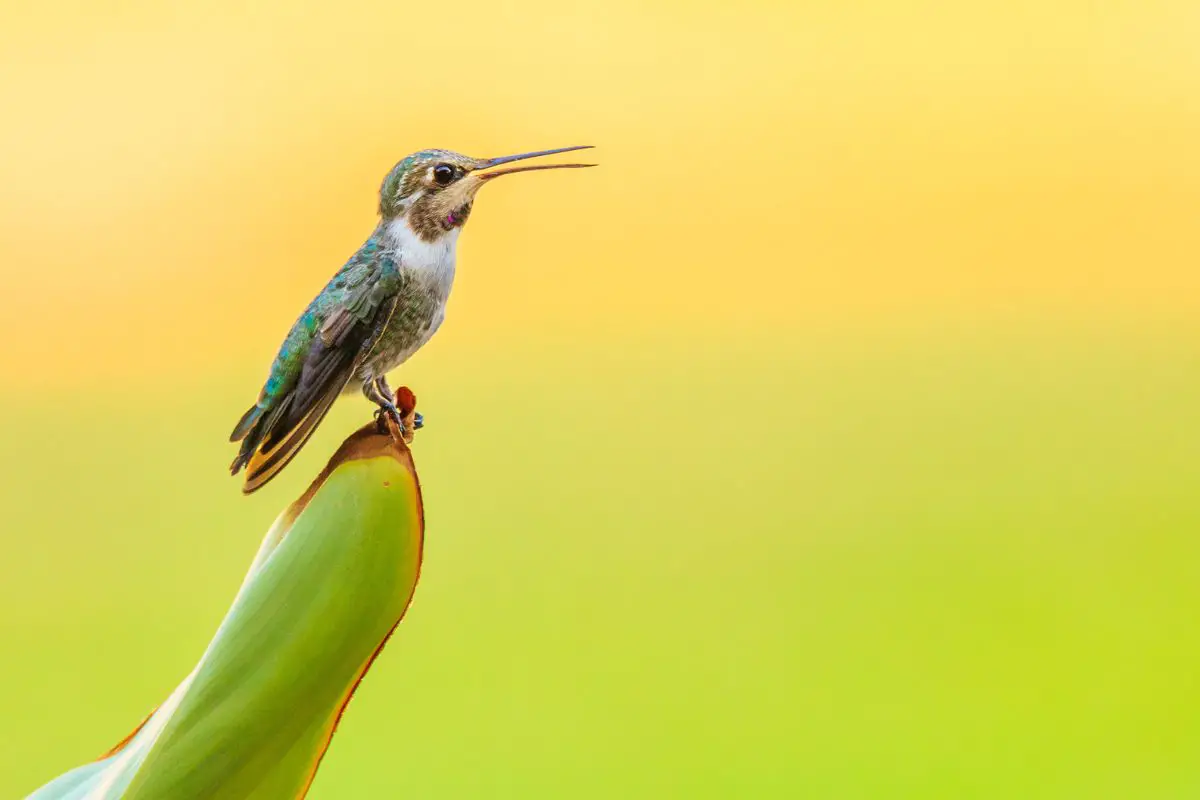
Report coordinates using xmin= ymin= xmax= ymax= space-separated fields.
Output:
xmin=433 ymin=164 xmax=455 ymax=186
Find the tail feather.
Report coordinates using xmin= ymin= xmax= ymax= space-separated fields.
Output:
xmin=236 ymin=381 xmax=345 ymax=494
xmin=229 ymin=404 xmax=264 ymax=443
xmin=230 ymin=396 xmax=291 ymax=474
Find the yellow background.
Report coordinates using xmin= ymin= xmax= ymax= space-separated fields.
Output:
xmin=2 ymin=0 xmax=1198 ymax=796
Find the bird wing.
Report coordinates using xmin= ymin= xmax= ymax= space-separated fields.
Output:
xmin=231 ymin=251 xmax=402 ymax=493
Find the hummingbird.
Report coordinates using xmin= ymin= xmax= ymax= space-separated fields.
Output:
xmin=229 ymin=145 xmax=595 ymax=493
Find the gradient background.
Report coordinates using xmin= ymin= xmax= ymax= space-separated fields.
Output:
xmin=2 ymin=1 xmax=1199 ymax=797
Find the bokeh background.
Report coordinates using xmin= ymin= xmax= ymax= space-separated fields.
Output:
xmin=2 ymin=0 xmax=1199 ymax=796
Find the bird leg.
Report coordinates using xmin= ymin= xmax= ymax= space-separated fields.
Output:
xmin=364 ymin=378 xmax=405 ymax=436
xmin=376 ymin=375 xmax=395 ymax=405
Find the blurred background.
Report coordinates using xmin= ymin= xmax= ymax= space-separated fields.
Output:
xmin=2 ymin=0 xmax=1199 ymax=796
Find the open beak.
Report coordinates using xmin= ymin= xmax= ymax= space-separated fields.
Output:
xmin=475 ymin=145 xmax=596 ymax=180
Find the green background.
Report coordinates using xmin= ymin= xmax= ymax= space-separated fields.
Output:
xmin=3 ymin=327 xmax=1198 ymax=797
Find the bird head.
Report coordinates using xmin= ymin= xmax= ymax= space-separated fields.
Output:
xmin=378 ymin=146 xmax=595 ymax=241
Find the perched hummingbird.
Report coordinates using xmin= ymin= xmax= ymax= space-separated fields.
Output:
xmin=230 ymin=145 xmax=595 ymax=493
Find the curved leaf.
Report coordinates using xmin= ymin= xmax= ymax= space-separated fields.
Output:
xmin=29 ymin=423 xmax=424 ymax=800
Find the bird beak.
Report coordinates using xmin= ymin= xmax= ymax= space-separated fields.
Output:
xmin=474 ymin=145 xmax=596 ymax=180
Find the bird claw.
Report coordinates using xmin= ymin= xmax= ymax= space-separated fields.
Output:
xmin=374 ymin=403 xmax=406 ymax=438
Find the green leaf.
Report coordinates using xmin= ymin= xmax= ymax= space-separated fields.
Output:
xmin=30 ymin=426 xmax=425 ymax=800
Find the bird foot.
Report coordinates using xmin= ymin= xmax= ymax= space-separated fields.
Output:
xmin=374 ymin=404 xmax=406 ymax=439
xmin=376 ymin=386 xmax=420 ymax=444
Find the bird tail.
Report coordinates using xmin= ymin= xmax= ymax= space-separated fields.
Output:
xmin=229 ymin=382 xmax=344 ymax=494
xmin=229 ymin=404 xmax=264 ymax=443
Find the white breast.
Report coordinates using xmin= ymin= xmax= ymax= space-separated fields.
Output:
xmin=385 ymin=217 xmax=459 ymax=297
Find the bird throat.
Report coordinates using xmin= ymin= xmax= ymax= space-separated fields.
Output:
xmin=405 ymin=194 xmax=472 ymax=242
